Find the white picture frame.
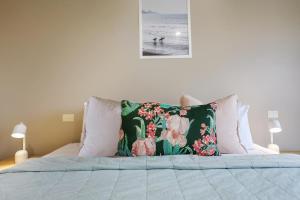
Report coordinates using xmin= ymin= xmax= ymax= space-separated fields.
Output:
xmin=139 ymin=0 xmax=192 ymax=59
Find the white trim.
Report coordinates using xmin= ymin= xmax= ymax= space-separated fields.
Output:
xmin=139 ymin=0 xmax=192 ymax=59
xmin=139 ymin=0 xmax=143 ymax=59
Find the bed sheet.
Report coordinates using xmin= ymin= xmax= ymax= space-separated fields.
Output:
xmin=44 ymin=143 xmax=278 ymax=157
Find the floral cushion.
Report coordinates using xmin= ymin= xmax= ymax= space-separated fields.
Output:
xmin=117 ymin=100 xmax=220 ymax=156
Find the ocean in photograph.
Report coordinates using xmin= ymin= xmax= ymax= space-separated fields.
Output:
xmin=142 ymin=12 xmax=190 ymax=56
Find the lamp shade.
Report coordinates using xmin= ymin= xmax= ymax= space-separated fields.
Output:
xmin=11 ymin=122 xmax=27 ymax=138
xmin=268 ymin=119 xmax=282 ymax=133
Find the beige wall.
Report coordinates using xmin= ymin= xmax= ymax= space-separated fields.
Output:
xmin=0 ymin=0 xmax=299 ymax=159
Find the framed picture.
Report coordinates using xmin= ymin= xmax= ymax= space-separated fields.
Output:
xmin=139 ymin=0 xmax=192 ymax=59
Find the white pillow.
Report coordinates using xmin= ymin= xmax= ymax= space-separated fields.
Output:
xmin=79 ymin=101 xmax=88 ymax=148
xmin=237 ymin=101 xmax=254 ymax=150
xmin=180 ymin=95 xmax=204 ymax=106
xmin=79 ymin=96 xmax=121 ymax=157
xmin=180 ymin=95 xmax=254 ymax=151
xmin=180 ymin=94 xmax=246 ymax=154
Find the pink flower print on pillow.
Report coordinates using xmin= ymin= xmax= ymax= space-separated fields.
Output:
xmin=131 ymin=138 xmax=156 ymax=156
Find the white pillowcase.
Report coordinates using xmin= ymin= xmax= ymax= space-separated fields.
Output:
xmin=79 ymin=96 xmax=121 ymax=157
xmin=237 ymin=101 xmax=254 ymax=150
xmin=180 ymin=94 xmax=247 ymax=154
xmin=79 ymin=101 xmax=88 ymax=148
xmin=180 ymin=95 xmax=204 ymax=106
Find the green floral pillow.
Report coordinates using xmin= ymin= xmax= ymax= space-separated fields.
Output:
xmin=117 ymin=100 xmax=220 ymax=156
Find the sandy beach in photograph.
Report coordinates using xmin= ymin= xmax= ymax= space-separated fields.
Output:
xmin=140 ymin=0 xmax=190 ymax=57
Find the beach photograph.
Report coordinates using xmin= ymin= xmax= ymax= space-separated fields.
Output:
xmin=140 ymin=0 xmax=192 ymax=58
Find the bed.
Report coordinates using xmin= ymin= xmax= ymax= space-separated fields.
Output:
xmin=1 ymin=153 xmax=300 ymax=200
xmin=3 ymin=143 xmax=299 ymax=200
xmin=1 ymin=96 xmax=297 ymax=200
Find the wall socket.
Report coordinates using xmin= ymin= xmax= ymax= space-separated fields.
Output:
xmin=62 ymin=114 xmax=74 ymax=122
xmin=268 ymin=110 xmax=279 ymax=119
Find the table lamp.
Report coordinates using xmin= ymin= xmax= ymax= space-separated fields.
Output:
xmin=11 ymin=122 xmax=28 ymax=164
xmin=267 ymin=112 xmax=282 ymax=153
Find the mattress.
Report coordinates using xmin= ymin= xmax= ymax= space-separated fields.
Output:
xmin=44 ymin=143 xmax=278 ymax=157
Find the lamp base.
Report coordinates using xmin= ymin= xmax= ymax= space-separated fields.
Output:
xmin=15 ymin=150 xmax=28 ymax=164
xmin=268 ymin=144 xmax=280 ymax=153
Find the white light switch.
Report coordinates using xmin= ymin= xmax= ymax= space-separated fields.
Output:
xmin=62 ymin=114 xmax=74 ymax=122
xmin=268 ymin=111 xmax=278 ymax=119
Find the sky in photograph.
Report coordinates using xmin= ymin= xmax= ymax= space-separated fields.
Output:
xmin=142 ymin=0 xmax=188 ymax=14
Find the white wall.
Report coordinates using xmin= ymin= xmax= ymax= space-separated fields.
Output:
xmin=0 ymin=0 xmax=299 ymax=159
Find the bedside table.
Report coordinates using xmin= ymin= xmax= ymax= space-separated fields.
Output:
xmin=0 ymin=157 xmax=15 ymax=170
